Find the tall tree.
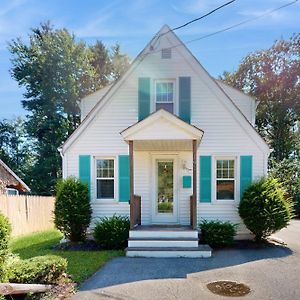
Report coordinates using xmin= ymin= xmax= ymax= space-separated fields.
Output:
xmin=110 ymin=44 xmax=130 ymax=81
xmin=221 ymin=34 xmax=300 ymax=162
xmin=90 ymin=41 xmax=112 ymax=88
xmin=9 ymin=22 xmax=98 ymax=194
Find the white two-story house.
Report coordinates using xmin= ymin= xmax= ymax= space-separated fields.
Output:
xmin=59 ymin=25 xmax=270 ymax=257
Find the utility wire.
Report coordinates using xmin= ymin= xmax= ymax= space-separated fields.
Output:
xmin=148 ymin=0 xmax=299 ymax=55
xmin=170 ymin=0 xmax=236 ymax=33
xmin=150 ymin=0 xmax=237 ymax=49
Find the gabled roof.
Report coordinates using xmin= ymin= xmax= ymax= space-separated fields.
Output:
xmin=121 ymin=108 xmax=204 ymax=141
xmin=0 ymin=159 xmax=30 ymax=192
xmin=60 ymin=24 xmax=270 ymax=155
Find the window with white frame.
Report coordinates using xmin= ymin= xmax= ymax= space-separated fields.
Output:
xmin=96 ymin=159 xmax=114 ymax=199
xmin=155 ymin=80 xmax=174 ymax=113
xmin=216 ymin=159 xmax=235 ymax=200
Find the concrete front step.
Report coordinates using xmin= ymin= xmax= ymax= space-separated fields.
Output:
xmin=126 ymin=245 xmax=212 ymax=258
xmin=128 ymin=237 xmax=199 ymax=248
xmin=129 ymin=229 xmax=198 ymax=239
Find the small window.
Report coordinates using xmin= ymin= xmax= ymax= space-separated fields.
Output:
xmin=155 ymin=81 xmax=174 ymax=113
xmin=161 ymin=48 xmax=172 ymax=59
xmin=96 ymin=159 xmax=114 ymax=199
xmin=216 ymin=159 xmax=235 ymax=200
xmin=6 ymin=188 xmax=19 ymax=196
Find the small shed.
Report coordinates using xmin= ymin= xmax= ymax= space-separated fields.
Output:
xmin=0 ymin=159 xmax=30 ymax=195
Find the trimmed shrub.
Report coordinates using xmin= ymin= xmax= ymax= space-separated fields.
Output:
xmin=0 ymin=213 xmax=11 ymax=282
xmin=269 ymin=158 xmax=300 ymax=217
xmin=54 ymin=177 xmax=92 ymax=242
xmin=200 ymin=220 xmax=237 ymax=247
xmin=239 ymin=177 xmax=294 ymax=242
xmin=93 ymin=215 xmax=130 ymax=249
xmin=8 ymin=255 xmax=67 ymax=284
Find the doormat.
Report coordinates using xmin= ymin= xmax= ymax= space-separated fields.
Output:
xmin=206 ymin=281 xmax=250 ymax=297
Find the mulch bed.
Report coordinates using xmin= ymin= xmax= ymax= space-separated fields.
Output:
xmin=199 ymin=238 xmax=285 ymax=250
xmin=52 ymin=240 xmax=101 ymax=251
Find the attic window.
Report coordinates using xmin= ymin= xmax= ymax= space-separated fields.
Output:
xmin=161 ymin=48 xmax=172 ymax=59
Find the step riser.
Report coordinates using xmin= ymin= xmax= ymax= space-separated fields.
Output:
xmin=126 ymin=250 xmax=211 ymax=258
xmin=129 ymin=231 xmax=198 ymax=239
xmin=128 ymin=240 xmax=198 ymax=248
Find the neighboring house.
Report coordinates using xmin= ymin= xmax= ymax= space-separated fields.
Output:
xmin=0 ymin=159 xmax=30 ymax=195
xmin=59 ymin=25 xmax=270 ymax=257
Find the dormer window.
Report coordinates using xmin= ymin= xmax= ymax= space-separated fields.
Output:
xmin=155 ymin=80 xmax=174 ymax=113
xmin=161 ymin=48 xmax=172 ymax=59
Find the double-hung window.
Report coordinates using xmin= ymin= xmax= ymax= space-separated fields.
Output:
xmin=96 ymin=159 xmax=114 ymax=199
xmin=216 ymin=159 xmax=235 ymax=200
xmin=155 ymin=80 xmax=174 ymax=113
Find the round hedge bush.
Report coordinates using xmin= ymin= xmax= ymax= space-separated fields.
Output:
xmin=93 ymin=215 xmax=130 ymax=249
xmin=200 ymin=219 xmax=237 ymax=247
xmin=8 ymin=255 xmax=67 ymax=284
xmin=0 ymin=213 xmax=11 ymax=282
xmin=54 ymin=177 xmax=92 ymax=242
xmin=239 ymin=177 xmax=294 ymax=242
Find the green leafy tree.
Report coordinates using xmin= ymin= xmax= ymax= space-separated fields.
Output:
xmin=221 ymin=34 xmax=300 ymax=162
xmin=90 ymin=41 xmax=112 ymax=88
xmin=9 ymin=23 xmax=98 ymax=194
xmin=9 ymin=23 xmax=130 ymax=194
xmin=269 ymin=158 xmax=300 ymax=216
xmin=110 ymin=44 xmax=130 ymax=81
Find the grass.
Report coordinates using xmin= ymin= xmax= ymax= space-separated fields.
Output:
xmin=10 ymin=229 xmax=123 ymax=283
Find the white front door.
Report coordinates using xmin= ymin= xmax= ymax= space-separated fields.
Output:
xmin=151 ymin=155 xmax=178 ymax=224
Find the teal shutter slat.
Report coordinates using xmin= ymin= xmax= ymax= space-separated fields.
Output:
xmin=119 ymin=155 xmax=130 ymax=202
xmin=240 ymin=155 xmax=253 ymax=198
xmin=138 ymin=77 xmax=150 ymax=121
xmin=179 ymin=77 xmax=191 ymax=123
xmin=79 ymin=155 xmax=91 ymax=198
xmin=200 ymin=156 xmax=211 ymax=202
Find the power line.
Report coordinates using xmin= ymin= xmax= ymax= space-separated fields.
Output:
xmin=148 ymin=0 xmax=299 ymax=55
xmin=150 ymin=0 xmax=237 ymax=49
xmin=172 ymin=0 xmax=236 ymax=32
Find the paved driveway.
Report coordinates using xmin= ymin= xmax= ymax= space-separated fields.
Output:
xmin=73 ymin=220 xmax=300 ymax=300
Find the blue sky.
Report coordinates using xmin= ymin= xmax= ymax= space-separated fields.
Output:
xmin=0 ymin=0 xmax=299 ymax=119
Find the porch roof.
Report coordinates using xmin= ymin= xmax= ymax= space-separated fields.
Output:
xmin=120 ymin=109 xmax=204 ymax=151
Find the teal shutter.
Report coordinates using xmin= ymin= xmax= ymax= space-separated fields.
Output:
xmin=179 ymin=77 xmax=191 ymax=123
xmin=79 ymin=155 xmax=91 ymax=198
xmin=138 ymin=77 xmax=150 ymax=121
xmin=200 ymin=156 xmax=211 ymax=202
xmin=240 ymin=155 xmax=253 ymax=198
xmin=119 ymin=155 xmax=130 ymax=202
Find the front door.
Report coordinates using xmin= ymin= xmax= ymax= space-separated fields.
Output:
xmin=152 ymin=155 xmax=178 ymax=224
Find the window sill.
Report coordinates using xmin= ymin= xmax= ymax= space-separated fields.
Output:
xmin=91 ymin=199 xmax=129 ymax=205
xmin=213 ymin=199 xmax=236 ymax=204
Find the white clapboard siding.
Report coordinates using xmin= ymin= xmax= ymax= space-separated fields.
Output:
xmin=80 ymin=85 xmax=112 ymax=121
xmin=63 ymin=26 xmax=268 ymax=236
xmin=216 ymin=80 xmax=257 ymax=125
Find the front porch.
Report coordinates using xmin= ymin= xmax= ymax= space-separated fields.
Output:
xmin=121 ymin=109 xmax=210 ymax=257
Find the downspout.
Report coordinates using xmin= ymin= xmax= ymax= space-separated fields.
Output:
xmin=58 ymin=147 xmax=65 ymax=179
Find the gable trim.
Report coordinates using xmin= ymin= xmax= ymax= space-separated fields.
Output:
xmin=121 ymin=109 xmax=204 ymax=141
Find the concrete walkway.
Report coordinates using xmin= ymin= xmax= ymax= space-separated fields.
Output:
xmin=73 ymin=220 xmax=300 ymax=300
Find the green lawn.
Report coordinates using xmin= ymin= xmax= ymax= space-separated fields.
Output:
xmin=10 ymin=230 xmax=123 ymax=283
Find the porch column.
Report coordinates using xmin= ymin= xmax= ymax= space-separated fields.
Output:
xmin=129 ymin=140 xmax=134 ymax=229
xmin=192 ymin=139 xmax=197 ymax=229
